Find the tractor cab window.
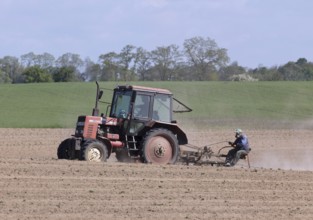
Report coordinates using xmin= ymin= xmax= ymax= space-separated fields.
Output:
xmin=110 ymin=90 xmax=132 ymax=119
xmin=153 ymin=94 xmax=171 ymax=122
xmin=133 ymin=94 xmax=151 ymax=119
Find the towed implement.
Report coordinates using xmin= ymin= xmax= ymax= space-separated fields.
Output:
xmin=58 ymin=82 xmax=250 ymax=167
xmin=180 ymin=144 xmax=251 ymax=167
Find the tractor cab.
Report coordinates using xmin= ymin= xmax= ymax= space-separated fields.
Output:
xmin=110 ymin=85 xmax=172 ymax=121
xmin=109 ymin=85 xmax=174 ymax=135
xmin=58 ymin=82 xmax=191 ymax=164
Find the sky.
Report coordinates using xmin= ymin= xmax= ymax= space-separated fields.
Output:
xmin=1 ymin=0 xmax=313 ymax=68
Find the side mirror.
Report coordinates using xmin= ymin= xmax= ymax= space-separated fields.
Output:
xmin=98 ymin=90 xmax=103 ymax=100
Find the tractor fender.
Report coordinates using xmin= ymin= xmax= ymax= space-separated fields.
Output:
xmin=96 ymin=137 xmax=113 ymax=158
xmin=149 ymin=122 xmax=188 ymax=145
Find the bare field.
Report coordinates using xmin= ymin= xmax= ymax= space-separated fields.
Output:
xmin=1 ymin=128 xmax=313 ymax=219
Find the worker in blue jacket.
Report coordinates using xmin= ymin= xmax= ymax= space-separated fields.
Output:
xmin=225 ymin=128 xmax=250 ymax=167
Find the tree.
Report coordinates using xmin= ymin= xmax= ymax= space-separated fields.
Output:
xmin=249 ymin=65 xmax=281 ymax=81
xmin=56 ymin=53 xmax=84 ymax=68
xmin=84 ymin=58 xmax=102 ymax=81
xmin=22 ymin=66 xmax=52 ymax=83
xmin=52 ymin=66 xmax=77 ymax=82
xmin=295 ymin=58 xmax=313 ymax=80
xmin=296 ymin=58 xmax=307 ymax=66
xmin=21 ymin=52 xmax=55 ymax=69
xmin=36 ymin=53 xmax=55 ymax=69
xmin=0 ymin=69 xmax=11 ymax=83
xmin=133 ymin=47 xmax=152 ymax=81
xmin=117 ymin=45 xmax=136 ymax=81
xmin=303 ymin=65 xmax=313 ymax=80
xmin=21 ymin=52 xmax=36 ymax=67
xmin=218 ymin=62 xmax=247 ymax=80
xmin=278 ymin=62 xmax=304 ymax=80
xmin=56 ymin=53 xmax=84 ymax=81
xmin=98 ymin=52 xmax=119 ymax=81
xmin=0 ymin=56 xmax=23 ymax=83
xmin=277 ymin=58 xmax=313 ymax=81
xmin=183 ymin=36 xmax=229 ymax=80
xmin=150 ymin=45 xmax=182 ymax=80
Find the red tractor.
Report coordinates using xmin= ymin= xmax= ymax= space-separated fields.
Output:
xmin=57 ymin=82 xmax=191 ymax=164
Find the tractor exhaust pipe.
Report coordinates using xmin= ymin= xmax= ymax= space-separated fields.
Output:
xmin=92 ymin=81 xmax=103 ymax=116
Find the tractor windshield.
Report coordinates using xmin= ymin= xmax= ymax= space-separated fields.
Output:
xmin=110 ymin=90 xmax=133 ymax=119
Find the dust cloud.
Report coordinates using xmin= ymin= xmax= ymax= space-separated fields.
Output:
xmin=253 ymin=149 xmax=313 ymax=171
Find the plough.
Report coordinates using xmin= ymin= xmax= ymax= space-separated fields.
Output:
xmin=179 ymin=143 xmax=251 ymax=168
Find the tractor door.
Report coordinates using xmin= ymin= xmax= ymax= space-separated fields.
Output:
xmin=133 ymin=93 xmax=152 ymax=119
xmin=128 ymin=92 xmax=173 ymax=135
xmin=128 ymin=93 xmax=152 ymax=135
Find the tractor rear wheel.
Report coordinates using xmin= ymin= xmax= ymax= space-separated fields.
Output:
xmin=81 ymin=140 xmax=108 ymax=162
xmin=142 ymin=128 xmax=179 ymax=164
xmin=57 ymin=138 xmax=76 ymax=159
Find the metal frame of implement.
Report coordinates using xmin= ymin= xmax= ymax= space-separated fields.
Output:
xmin=179 ymin=144 xmax=251 ymax=168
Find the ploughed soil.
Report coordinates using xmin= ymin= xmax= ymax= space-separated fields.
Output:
xmin=1 ymin=128 xmax=313 ymax=219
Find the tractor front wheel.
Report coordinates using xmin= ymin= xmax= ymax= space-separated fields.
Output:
xmin=81 ymin=140 xmax=108 ymax=162
xmin=142 ymin=129 xmax=179 ymax=164
xmin=57 ymin=138 xmax=76 ymax=160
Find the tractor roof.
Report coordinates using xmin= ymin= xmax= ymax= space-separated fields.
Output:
xmin=115 ymin=85 xmax=172 ymax=95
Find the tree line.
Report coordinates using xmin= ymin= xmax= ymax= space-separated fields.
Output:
xmin=1 ymin=36 xmax=313 ymax=83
